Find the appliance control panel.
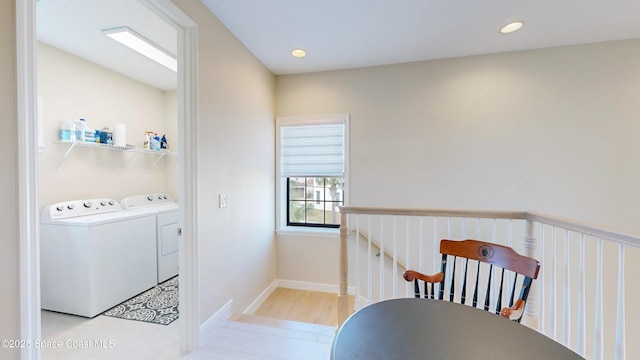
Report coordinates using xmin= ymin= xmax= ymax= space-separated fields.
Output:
xmin=121 ymin=193 xmax=175 ymax=209
xmin=42 ymin=199 xmax=122 ymax=221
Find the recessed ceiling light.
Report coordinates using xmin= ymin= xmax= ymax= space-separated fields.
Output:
xmin=291 ymin=49 xmax=307 ymax=58
xmin=500 ymin=21 xmax=524 ymax=34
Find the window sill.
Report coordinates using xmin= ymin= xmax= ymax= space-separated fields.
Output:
xmin=275 ymin=226 xmax=339 ymax=238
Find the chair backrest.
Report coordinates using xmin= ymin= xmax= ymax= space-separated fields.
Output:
xmin=404 ymin=239 xmax=540 ymax=322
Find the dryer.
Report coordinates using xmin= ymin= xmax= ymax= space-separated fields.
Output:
xmin=40 ymin=199 xmax=157 ymax=317
xmin=121 ymin=193 xmax=179 ymax=283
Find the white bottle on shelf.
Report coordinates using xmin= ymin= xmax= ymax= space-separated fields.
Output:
xmin=82 ymin=119 xmax=95 ymax=142
xmin=74 ymin=119 xmax=86 ymax=141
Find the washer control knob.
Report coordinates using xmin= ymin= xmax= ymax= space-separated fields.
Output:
xmin=163 ymin=195 xmax=168 ymax=199
xmin=56 ymin=205 xmax=64 ymax=211
xmin=157 ymin=195 xmax=163 ymax=200
xmin=108 ymin=200 xmax=115 ymax=206
xmin=83 ymin=201 xmax=92 ymax=208
xmin=147 ymin=195 xmax=154 ymax=201
xmin=67 ymin=204 xmax=75 ymax=210
xmin=100 ymin=201 xmax=107 ymax=206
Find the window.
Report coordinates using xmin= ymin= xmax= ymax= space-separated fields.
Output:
xmin=288 ymin=177 xmax=344 ymax=227
xmin=276 ymin=114 xmax=349 ymax=230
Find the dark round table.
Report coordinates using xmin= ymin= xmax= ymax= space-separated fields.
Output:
xmin=331 ymin=298 xmax=584 ymax=360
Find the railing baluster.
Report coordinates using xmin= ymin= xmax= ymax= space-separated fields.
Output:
xmin=379 ymin=215 xmax=384 ymax=302
xmin=449 ymin=256 xmax=457 ymax=302
xmin=550 ymin=226 xmax=557 ymax=340
xmin=523 ymin=219 xmax=538 ymax=328
xmin=392 ymin=216 xmax=397 ymax=299
xmin=462 ymin=217 xmax=466 ymax=239
xmin=433 ymin=217 xmax=439 ymax=291
xmin=508 ymin=219 xmax=514 ymax=304
xmin=355 ymin=215 xmax=360 ymax=305
xmin=577 ymin=234 xmax=586 ymax=357
xmin=484 ymin=264 xmax=493 ymax=311
xmin=563 ymin=229 xmax=570 ymax=347
xmin=594 ymin=238 xmax=603 ymax=360
xmin=406 ymin=217 xmax=411 ymax=298
xmin=367 ymin=215 xmax=372 ymax=303
xmin=615 ymin=244 xmax=626 ymax=360
xmin=538 ymin=223 xmax=546 ymax=333
xmin=418 ymin=217 xmax=424 ymax=273
xmin=461 ymin=259 xmax=469 ymax=305
xmin=492 ymin=218 xmax=497 ymax=311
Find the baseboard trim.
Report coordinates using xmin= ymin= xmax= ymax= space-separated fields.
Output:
xmin=243 ymin=279 xmax=278 ymax=314
xmin=276 ymin=279 xmax=355 ymax=295
xmin=199 ymin=299 xmax=232 ymax=345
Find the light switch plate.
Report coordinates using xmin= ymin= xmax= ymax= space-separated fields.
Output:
xmin=219 ymin=194 xmax=228 ymax=208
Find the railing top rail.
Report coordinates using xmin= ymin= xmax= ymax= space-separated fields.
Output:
xmin=526 ymin=211 xmax=640 ymax=248
xmin=340 ymin=206 xmax=640 ymax=249
xmin=340 ymin=206 xmax=527 ymax=219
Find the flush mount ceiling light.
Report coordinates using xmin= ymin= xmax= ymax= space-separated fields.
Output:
xmin=500 ymin=21 xmax=524 ymax=34
xmin=291 ymin=48 xmax=307 ymax=58
xmin=102 ymin=27 xmax=177 ymax=72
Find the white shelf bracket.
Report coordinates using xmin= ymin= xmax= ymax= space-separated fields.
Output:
xmin=57 ymin=142 xmax=77 ymax=169
xmin=148 ymin=152 xmax=167 ymax=171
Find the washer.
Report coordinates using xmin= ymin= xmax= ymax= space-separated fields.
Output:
xmin=121 ymin=193 xmax=179 ymax=283
xmin=40 ymin=198 xmax=157 ymax=318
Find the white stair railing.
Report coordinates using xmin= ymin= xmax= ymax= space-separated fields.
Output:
xmin=338 ymin=207 xmax=640 ymax=360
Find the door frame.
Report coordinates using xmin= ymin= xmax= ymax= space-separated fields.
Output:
xmin=16 ymin=0 xmax=200 ymax=358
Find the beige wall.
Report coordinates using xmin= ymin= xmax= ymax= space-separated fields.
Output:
xmin=164 ymin=90 xmax=179 ymax=200
xmin=0 ymin=1 xmax=19 ymax=358
xmin=37 ymin=42 xmax=178 ymax=208
xmin=172 ymin=0 xmax=276 ymax=321
xmin=275 ymin=39 xmax=640 ymax=283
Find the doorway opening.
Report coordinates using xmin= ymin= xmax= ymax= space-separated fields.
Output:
xmin=17 ymin=0 xmax=199 ymax=358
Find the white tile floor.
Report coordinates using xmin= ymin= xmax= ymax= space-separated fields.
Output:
xmin=41 ymin=310 xmax=334 ymax=360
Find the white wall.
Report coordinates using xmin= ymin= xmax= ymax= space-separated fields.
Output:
xmin=276 ymin=233 xmax=340 ymax=285
xmin=36 ymin=42 xmax=178 ymax=208
xmin=164 ymin=90 xmax=179 ymax=199
xmin=275 ymin=38 xmax=640 ymax=283
xmin=0 ymin=0 xmax=20 ymax=358
xmin=171 ymin=0 xmax=276 ymax=321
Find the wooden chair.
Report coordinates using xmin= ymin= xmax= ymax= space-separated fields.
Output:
xmin=402 ymin=239 xmax=540 ymax=323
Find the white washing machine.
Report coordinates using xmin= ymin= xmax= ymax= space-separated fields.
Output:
xmin=121 ymin=193 xmax=179 ymax=283
xmin=40 ymin=199 xmax=157 ymax=318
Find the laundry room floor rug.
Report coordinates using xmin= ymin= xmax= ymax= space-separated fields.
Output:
xmin=102 ymin=276 xmax=178 ymax=325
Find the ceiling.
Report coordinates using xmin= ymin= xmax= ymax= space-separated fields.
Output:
xmin=37 ymin=0 xmax=640 ymax=87
xmin=203 ymin=0 xmax=640 ymax=75
xmin=37 ymin=0 xmax=177 ymax=91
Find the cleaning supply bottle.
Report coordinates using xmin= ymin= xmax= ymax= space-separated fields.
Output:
xmin=100 ymin=127 xmax=113 ymax=145
xmin=153 ymin=133 xmax=161 ymax=151
xmin=160 ymin=135 xmax=167 ymax=150
xmin=144 ymin=132 xmax=151 ymax=150
xmin=69 ymin=121 xmax=76 ymax=141
xmin=74 ymin=119 xmax=86 ymax=141
xmin=82 ymin=119 xmax=95 ymax=142
xmin=60 ymin=120 xmax=73 ymax=141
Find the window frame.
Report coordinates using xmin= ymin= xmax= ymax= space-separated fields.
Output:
xmin=275 ymin=114 xmax=350 ymax=233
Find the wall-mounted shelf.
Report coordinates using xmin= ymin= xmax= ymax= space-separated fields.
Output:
xmin=54 ymin=140 xmax=176 ymax=170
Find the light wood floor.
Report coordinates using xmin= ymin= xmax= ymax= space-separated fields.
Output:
xmin=253 ymin=287 xmax=354 ymax=326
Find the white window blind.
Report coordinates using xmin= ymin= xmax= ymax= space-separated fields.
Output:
xmin=280 ymin=123 xmax=345 ymax=177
